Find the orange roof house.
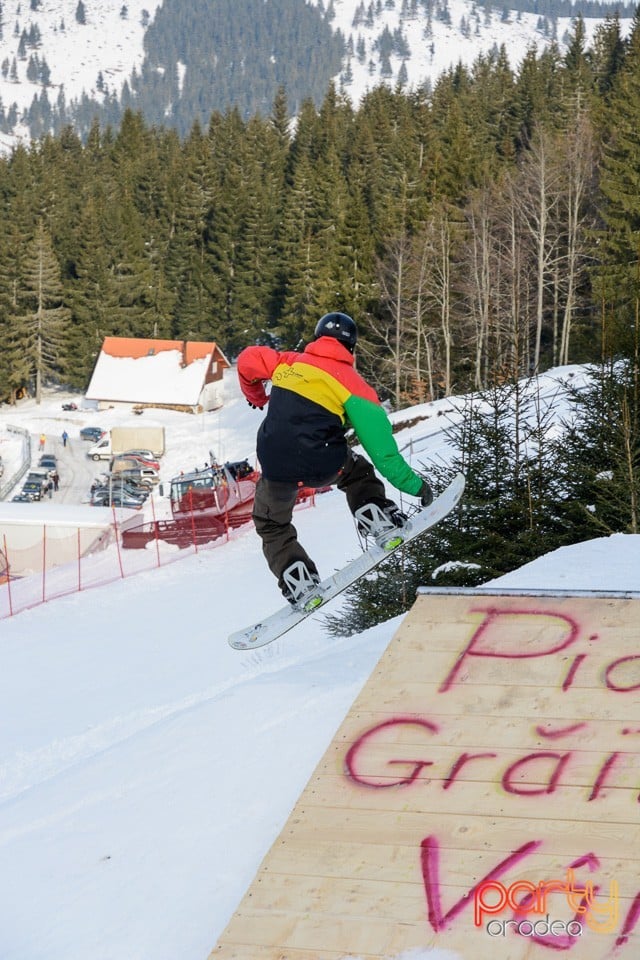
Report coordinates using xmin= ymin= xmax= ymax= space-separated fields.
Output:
xmin=86 ymin=338 xmax=231 ymax=412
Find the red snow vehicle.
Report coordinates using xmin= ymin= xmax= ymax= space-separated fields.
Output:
xmin=121 ymin=460 xmax=259 ymax=549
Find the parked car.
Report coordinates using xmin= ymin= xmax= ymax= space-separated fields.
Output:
xmin=91 ymin=489 xmax=146 ymax=508
xmin=121 ymin=450 xmax=161 ymax=470
xmin=26 ymin=469 xmax=50 ymax=491
xmin=110 ymin=458 xmax=159 ymax=483
xmin=22 ymin=481 xmax=43 ymax=501
xmin=12 ymin=493 xmax=31 ymax=502
xmin=62 ymin=402 xmax=78 ymax=411
xmin=39 ymin=455 xmax=57 ymax=474
xmin=80 ymin=427 xmax=105 ymax=442
xmin=122 ymin=448 xmax=160 ymax=461
xmin=92 ymin=478 xmax=150 ymax=500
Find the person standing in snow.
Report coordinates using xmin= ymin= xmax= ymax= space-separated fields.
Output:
xmin=237 ymin=312 xmax=433 ymax=606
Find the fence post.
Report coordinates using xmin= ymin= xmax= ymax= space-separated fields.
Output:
xmin=42 ymin=524 xmax=46 ymax=603
xmin=189 ymin=488 xmax=198 ymax=553
xmin=77 ymin=527 xmax=82 ymax=592
xmin=150 ymin=495 xmax=161 ymax=567
xmin=112 ymin=506 xmax=125 ymax=578
xmin=3 ymin=535 xmax=13 ymax=617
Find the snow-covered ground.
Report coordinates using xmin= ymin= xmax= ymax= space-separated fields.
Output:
xmin=0 ymin=0 xmax=161 ymax=123
xmin=0 ymin=366 xmax=638 ymax=960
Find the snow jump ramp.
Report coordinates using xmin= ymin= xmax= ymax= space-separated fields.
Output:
xmin=210 ymin=589 xmax=640 ymax=959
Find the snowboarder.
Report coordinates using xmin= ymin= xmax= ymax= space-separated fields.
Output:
xmin=237 ymin=312 xmax=433 ymax=606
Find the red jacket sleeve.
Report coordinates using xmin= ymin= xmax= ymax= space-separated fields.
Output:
xmin=236 ymin=345 xmax=281 ymax=407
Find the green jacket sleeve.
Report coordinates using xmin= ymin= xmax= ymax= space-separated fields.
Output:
xmin=344 ymin=394 xmax=423 ymax=496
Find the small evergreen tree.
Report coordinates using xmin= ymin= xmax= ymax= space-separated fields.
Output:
xmin=326 ymin=378 xmax=566 ymax=636
xmin=554 ymin=362 xmax=640 ymax=535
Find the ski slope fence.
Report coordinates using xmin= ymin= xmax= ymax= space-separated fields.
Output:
xmin=0 ymin=494 xmax=319 ymax=620
xmin=211 ymin=589 xmax=640 ymax=960
xmin=0 ymin=425 xmax=31 ymax=500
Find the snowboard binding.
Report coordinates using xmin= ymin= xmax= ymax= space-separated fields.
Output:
xmin=354 ymin=501 xmax=409 ymax=551
xmin=281 ymin=560 xmax=323 ymax=612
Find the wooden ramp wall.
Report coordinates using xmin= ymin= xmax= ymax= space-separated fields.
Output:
xmin=210 ymin=591 xmax=640 ymax=960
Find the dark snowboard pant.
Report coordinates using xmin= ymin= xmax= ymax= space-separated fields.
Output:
xmin=252 ymin=451 xmax=388 ymax=590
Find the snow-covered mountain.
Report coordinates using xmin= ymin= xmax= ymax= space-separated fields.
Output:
xmin=0 ymin=0 xmax=161 ymax=148
xmin=326 ymin=0 xmax=632 ymax=106
xmin=0 ymin=0 xmax=632 ymax=150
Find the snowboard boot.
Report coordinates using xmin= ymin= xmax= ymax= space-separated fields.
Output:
xmin=280 ymin=560 xmax=323 ymax=612
xmin=354 ymin=499 xmax=409 ymax=550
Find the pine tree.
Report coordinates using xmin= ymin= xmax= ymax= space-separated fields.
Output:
xmin=554 ymin=362 xmax=640 ymax=536
xmin=595 ymin=12 xmax=640 ymax=358
xmin=326 ymin=377 xmax=565 ymax=636
xmin=165 ymin=122 xmax=217 ymax=342
xmin=590 ymin=14 xmax=626 ymax=100
xmin=12 ymin=220 xmax=70 ymax=401
xmin=66 ymin=197 xmax=112 ymax=387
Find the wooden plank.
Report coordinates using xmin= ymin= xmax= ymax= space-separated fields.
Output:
xmin=302 ymin=773 xmax=640 ymax=820
xmin=213 ymin=908 xmax=639 ymax=960
xmin=283 ymin=805 xmax=640 ymax=861
xmin=377 ymin=645 xmax=640 ymax=688
xmin=334 ymin=710 xmax=636 ymax=748
xmin=258 ymin=837 xmax=637 ymax=895
xmin=354 ymin=681 xmax=638 ymax=721
xmin=316 ymin=741 xmax=640 ymax=790
xmin=210 ymin=594 xmax=640 ymax=960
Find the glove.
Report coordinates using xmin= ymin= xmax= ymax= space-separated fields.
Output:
xmin=247 ymin=399 xmax=264 ymax=410
xmin=419 ymin=480 xmax=433 ymax=507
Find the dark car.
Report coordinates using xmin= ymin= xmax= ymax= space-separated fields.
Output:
xmin=22 ymin=481 xmax=43 ymax=501
xmin=39 ymin=456 xmax=57 ymax=473
xmin=91 ymin=489 xmax=146 ymax=508
xmin=93 ymin=479 xmax=149 ymax=500
xmin=80 ymin=427 xmax=105 ymax=442
xmin=62 ymin=402 xmax=78 ymax=411
xmin=26 ymin=470 xmax=50 ymax=491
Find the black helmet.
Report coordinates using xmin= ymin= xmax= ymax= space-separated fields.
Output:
xmin=314 ymin=312 xmax=357 ymax=352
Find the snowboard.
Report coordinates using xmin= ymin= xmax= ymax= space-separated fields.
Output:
xmin=228 ymin=472 xmax=465 ymax=650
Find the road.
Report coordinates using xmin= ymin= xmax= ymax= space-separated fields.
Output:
xmin=34 ymin=434 xmax=99 ymax=505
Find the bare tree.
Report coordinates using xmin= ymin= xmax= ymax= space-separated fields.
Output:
xmin=461 ymin=184 xmax=498 ymax=388
xmin=416 ymin=206 xmax=462 ymax=396
xmin=510 ymin=128 xmax=563 ymax=373
xmin=361 ymin=234 xmax=414 ymax=407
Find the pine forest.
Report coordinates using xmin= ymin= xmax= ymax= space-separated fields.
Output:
xmin=0 ymin=13 xmax=639 ymax=410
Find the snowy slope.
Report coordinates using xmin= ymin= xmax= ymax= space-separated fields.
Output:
xmin=0 ymin=367 xmax=638 ymax=960
xmin=323 ymin=0 xmax=633 ymax=107
xmin=0 ymin=0 xmax=161 ymax=145
xmin=0 ymin=0 xmax=632 ymax=150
